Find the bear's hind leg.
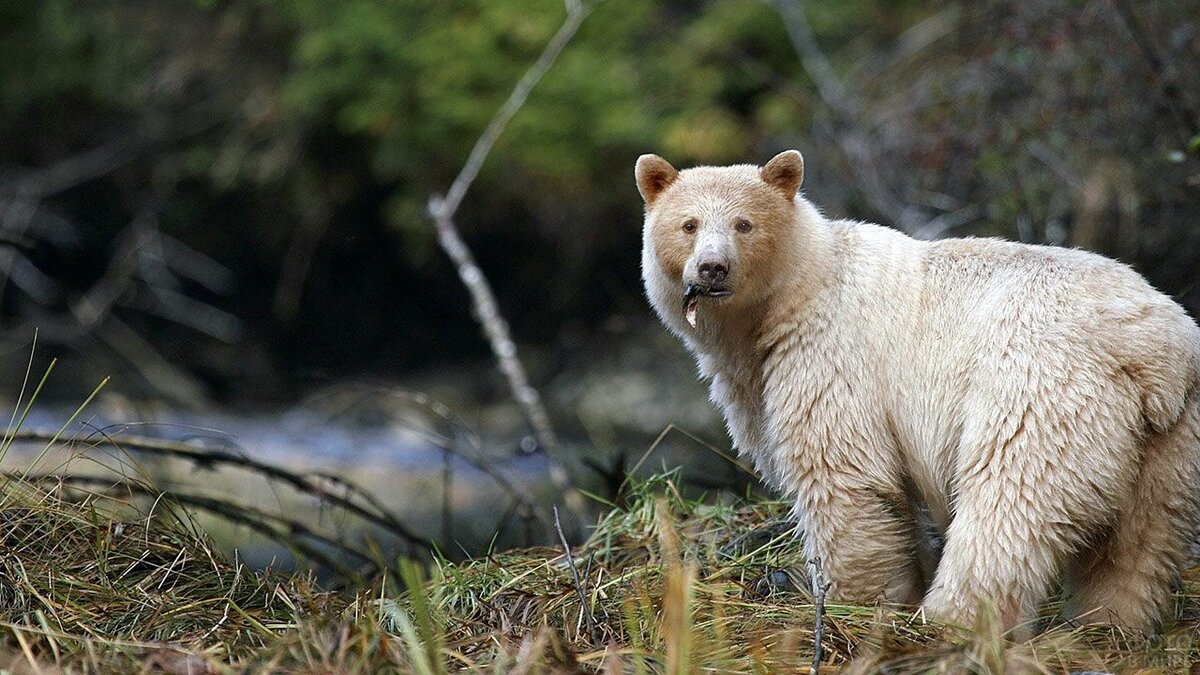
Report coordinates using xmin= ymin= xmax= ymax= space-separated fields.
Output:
xmin=921 ymin=475 xmax=1077 ymax=639
xmin=1062 ymin=401 xmax=1200 ymax=633
xmin=922 ymin=388 xmax=1143 ymax=638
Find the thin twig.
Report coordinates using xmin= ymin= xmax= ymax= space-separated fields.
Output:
xmin=431 ymin=3 xmax=592 ymax=218
xmin=293 ymin=386 xmax=551 ymax=531
xmin=769 ymin=0 xmax=853 ymax=118
xmin=273 ymin=208 xmax=331 ymax=321
xmin=808 ymin=558 xmax=832 ymax=675
xmin=0 ymin=131 xmax=150 ymax=201
xmin=402 ymin=422 xmax=550 ymax=530
xmin=94 ymin=315 xmax=210 ymax=409
xmin=53 ymin=209 xmax=238 ymax=406
xmin=770 ymin=0 xmax=923 ymax=232
xmin=70 ymin=214 xmax=154 ymax=330
xmin=0 ymin=113 xmax=217 ymax=201
xmin=554 ymin=506 xmax=599 ymax=645
xmin=1109 ymin=0 xmax=1199 ymax=141
xmin=441 ymin=447 xmax=453 ymax=546
xmin=430 ymin=200 xmax=576 ymax=510
xmin=306 ymin=469 xmax=445 ymax=543
xmin=426 ymin=3 xmax=593 ymax=518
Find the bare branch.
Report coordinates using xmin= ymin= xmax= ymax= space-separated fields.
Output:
xmin=1109 ymin=0 xmax=1199 ymax=141
xmin=431 ymin=2 xmax=592 ymax=218
xmin=0 ymin=132 xmax=148 ymax=201
xmin=7 ymin=429 xmax=432 ymax=553
xmin=0 ymin=249 xmax=58 ymax=303
xmin=770 ymin=0 xmax=854 ymax=119
xmin=156 ymin=234 xmax=235 ymax=294
xmin=273 ymin=210 xmax=331 ymax=322
xmin=426 ymin=2 xmax=593 ymax=518
xmin=65 ymin=211 xmax=159 ymax=332
xmin=123 ymin=286 xmax=243 ymax=343
xmin=292 ymin=387 xmax=552 ymax=531
xmin=427 ymin=212 xmax=583 ymax=514
xmin=33 ymin=474 xmax=373 ymax=580
xmin=94 ymin=315 xmax=210 ymax=409
xmin=770 ymin=0 xmax=921 ymax=232
xmin=0 ymin=113 xmax=217 ymax=201
xmin=6 ymin=206 xmax=239 ymax=402
xmin=908 ymin=204 xmax=983 ymax=241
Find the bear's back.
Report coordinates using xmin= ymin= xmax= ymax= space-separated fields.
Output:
xmin=912 ymin=235 xmax=1200 ymax=434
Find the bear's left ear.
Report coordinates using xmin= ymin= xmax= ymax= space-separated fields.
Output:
xmin=635 ymin=154 xmax=679 ymax=206
xmin=760 ymin=150 xmax=804 ymax=199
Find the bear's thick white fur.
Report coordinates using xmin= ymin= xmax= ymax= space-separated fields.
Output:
xmin=637 ymin=151 xmax=1200 ymax=635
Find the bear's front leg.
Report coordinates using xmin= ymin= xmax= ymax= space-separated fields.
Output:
xmin=796 ymin=484 xmax=925 ymax=606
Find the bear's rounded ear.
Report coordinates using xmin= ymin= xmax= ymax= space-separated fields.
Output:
xmin=635 ymin=154 xmax=679 ymax=206
xmin=760 ymin=150 xmax=804 ymax=199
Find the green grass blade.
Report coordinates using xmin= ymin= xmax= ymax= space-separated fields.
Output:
xmin=19 ymin=375 xmax=109 ymax=479
xmin=0 ymin=357 xmax=57 ymax=467
xmin=4 ymin=328 xmax=38 ymax=442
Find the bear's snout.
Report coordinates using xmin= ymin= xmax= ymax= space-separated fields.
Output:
xmin=698 ymin=257 xmax=729 ymax=285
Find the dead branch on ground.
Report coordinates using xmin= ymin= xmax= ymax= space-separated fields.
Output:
xmin=5 ymin=429 xmax=432 ymax=554
xmin=25 ymin=473 xmax=377 ymax=581
xmin=808 ymin=557 xmax=831 ymax=675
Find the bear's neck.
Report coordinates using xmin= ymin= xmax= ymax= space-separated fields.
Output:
xmin=686 ymin=212 xmax=840 ymax=459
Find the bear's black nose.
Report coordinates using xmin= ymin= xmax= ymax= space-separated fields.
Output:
xmin=698 ymin=258 xmax=729 ymax=284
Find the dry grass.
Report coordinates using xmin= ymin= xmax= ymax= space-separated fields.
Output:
xmin=0 ymin=470 xmax=1197 ymax=673
xmin=413 ymin=473 xmax=1200 ymax=673
xmin=0 ymin=477 xmax=334 ymax=672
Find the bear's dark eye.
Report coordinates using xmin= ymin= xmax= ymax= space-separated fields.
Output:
xmin=735 ymin=218 xmax=753 ymax=233
xmin=682 ymin=219 xmax=698 ymax=234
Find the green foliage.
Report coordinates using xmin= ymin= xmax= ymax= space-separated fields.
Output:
xmin=276 ymin=0 xmax=825 ymax=242
xmin=0 ymin=1 xmax=151 ymax=122
xmin=2 ymin=0 xmax=1197 ymax=387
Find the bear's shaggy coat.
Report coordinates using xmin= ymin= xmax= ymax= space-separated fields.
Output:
xmin=637 ymin=150 xmax=1200 ymax=635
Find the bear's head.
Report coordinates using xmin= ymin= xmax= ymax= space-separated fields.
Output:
xmin=636 ymin=150 xmax=806 ymax=331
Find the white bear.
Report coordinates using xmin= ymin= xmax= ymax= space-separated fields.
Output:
xmin=637 ymin=150 xmax=1200 ymax=635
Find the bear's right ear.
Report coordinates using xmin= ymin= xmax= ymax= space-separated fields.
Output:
xmin=635 ymin=154 xmax=678 ymax=206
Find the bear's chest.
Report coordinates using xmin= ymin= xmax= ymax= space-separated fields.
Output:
xmin=752 ymin=321 xmax=960 ymax=525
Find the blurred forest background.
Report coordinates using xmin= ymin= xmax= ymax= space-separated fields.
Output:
xmin=1 ymin=0 xmax=1198 ymax=561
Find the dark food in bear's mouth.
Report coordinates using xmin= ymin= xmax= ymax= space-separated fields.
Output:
xmin=683 ymin=283 xmax=704 ymax=327
xmin=683 ymin=283 xmax=735 ymax=327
